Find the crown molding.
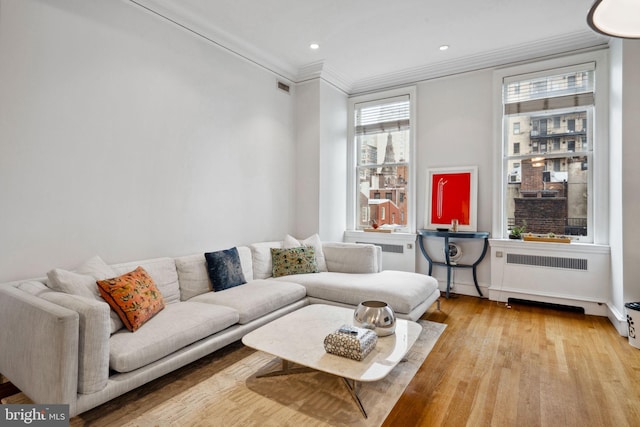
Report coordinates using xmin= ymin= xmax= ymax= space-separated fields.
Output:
xmin=296 ymin=62 xmax=354 ymax=93
xmin=129 ymin=0 xmax=298 ymax=82
xmin=348 ymin=30 xmax=610 ymax=94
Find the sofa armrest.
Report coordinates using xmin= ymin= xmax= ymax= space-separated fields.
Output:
xmin=322 ymin=242 xmax=382 ymax=273
xmin=40 ymin=292 xmax=110 ymax=394
xmin=0 ymin=286 xmax=79 ymax=412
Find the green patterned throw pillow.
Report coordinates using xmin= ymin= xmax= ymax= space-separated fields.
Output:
xmin=271 ymin=246 xmax=319 ymax=278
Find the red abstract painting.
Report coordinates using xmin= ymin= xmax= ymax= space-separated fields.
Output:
xmin=430 ymin=172 xmax=471 ymax=225
xmin=426 ymin=166 xmax=477 ymax=231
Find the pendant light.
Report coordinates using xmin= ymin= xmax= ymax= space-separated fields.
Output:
xmin=587 ymin=0 xmax=640 ymax=39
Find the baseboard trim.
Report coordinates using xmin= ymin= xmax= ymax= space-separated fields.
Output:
xmin=487 ymin=287 xmax=608 ymax=316
xmin=607 ymin=302 xmax=628 ymax=336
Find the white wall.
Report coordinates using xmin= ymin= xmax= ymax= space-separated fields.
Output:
xmin=294 ymin=79 xmax=347 ymax=242
xmin=609 ymin=40 xmax=625 ymax=316
xmin=620 ymin=41 xmax=640 ymax=307
xmin=607 ymin=39 xmax=640 ymax=332
xmin=613 ymin=40 xmax=640 ymax=310
xmin=293 ymin=80 xmax=321 ymax=238
xmin=0 ymin=0 xmax=297 ymax=281
xmin=414 ymin=70 xmax=495 ymax=290
xmin=318 ymin=80 xmax=348 ymax=242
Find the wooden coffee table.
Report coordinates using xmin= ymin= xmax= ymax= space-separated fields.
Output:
xmin=241 ymin=304 xmax=422 ymax=418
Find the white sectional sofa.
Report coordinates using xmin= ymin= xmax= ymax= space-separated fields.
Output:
xmin=0 ymin=240 xmax=439 ymax=417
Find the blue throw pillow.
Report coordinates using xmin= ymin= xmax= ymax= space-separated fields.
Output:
xmin=204 ymin=247 xmax=246 ymax=292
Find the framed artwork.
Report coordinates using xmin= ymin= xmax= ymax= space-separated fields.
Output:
xmin=425 ymin=166 xmax=478 ymax=231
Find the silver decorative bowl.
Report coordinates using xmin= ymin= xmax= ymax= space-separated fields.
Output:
xmin=353 ymin=300 xmax=396 ymax=336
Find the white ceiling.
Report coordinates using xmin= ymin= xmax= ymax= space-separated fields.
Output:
xmin=131 ymin=0 xmax=609 ymax=93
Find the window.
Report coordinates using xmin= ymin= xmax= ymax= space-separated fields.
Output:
xmin=513 ymin=122 xmax=520 ymax=134
xmin=513 ymin=142 xmax=520 ymax=154
xmin=349 ymin=88 xmax=415 ymax=232
xmin=502 ymin=64 xmax=596 ymax=241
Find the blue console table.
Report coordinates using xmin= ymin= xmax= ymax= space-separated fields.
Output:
xmin=417 ymin=229 xmax=490 ymax=298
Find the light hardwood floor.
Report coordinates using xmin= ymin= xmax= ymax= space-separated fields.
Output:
xmin=383 ymin=295 xmax=640 ymax=427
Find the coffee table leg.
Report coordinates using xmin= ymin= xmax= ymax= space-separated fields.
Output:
xmin=256 ymin=358 xmax=314 ymax=378
xmin=254 ymin=358 xmax=368 ymax=419
xmin=342 ymin=378 xmax=367 ymax=419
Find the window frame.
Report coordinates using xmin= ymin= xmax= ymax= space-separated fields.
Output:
xmin=347 ymin=86 xmax=417 ymax=233
xmin=492 ymin=50 xmax=609 ymax=244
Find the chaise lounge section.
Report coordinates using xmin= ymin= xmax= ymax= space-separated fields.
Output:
xmin=0 ymin=238 xmax=439 ymax=417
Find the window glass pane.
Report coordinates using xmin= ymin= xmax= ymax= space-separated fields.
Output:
xmin=354 ymin=95 xmax=411 ymax=231
xmin=504 ymin=94 xmax=592 ymax=239
xmin=358 ymin=130 xmax=410 ymax=166
xmin=356 ymin=135 xmax=409 ymax=229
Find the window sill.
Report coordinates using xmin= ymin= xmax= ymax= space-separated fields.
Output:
xmin=344 ymin=230 xmax=417 ymax=243
xmin=489 ymin=238 xmax=610 ymax=255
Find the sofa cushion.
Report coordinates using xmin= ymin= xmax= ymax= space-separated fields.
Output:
xmin=15 ymin=280 xmax=53 ymax=297
xmin=283 ymin=234 xmax=327 ymax=272
xmin=111 ymin=257 xmax=180 ymax=305
xmin=175 ymin=254 xmax=210 ymax=301
xmin=97 ymin=267 xmax=165 ymax=332
xmin=272 ymin=271 xmax=438 ymax=315
xmin=109 ymin=301 xmax=239 ymax=372
xmin=271 ymin=247 xmax=318 ymax=278
xmin=322 ymin=243 xmax=380 ymax=273
xmin=47 ymin=255 xmax=124 ymax=333
xmin=190 ymin=279 xmax=306 ymax=324
xmin=175 ymin=247 xmax=253 ymax=300
xmin=47 ymin=268 xmax=102 ymax=300
xmin=249 ymin=241 xmax=282 ymax=279
xmin=237 ymin=246 xmax=253 ymax=281
xmin=205 ymin=247 xmax=246 ymax=292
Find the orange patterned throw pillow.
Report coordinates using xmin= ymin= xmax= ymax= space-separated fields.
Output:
xmin=97 ymin=266 xmax=165 ymax=332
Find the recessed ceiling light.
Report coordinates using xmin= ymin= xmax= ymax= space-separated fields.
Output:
xmin=439 ymin=45 xmax=449 ymax=51
xmin=310 ymin=43 xmax=320 ymax=50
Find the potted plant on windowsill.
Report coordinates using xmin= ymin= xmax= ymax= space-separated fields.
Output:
xmin=509 ymin=223 xmax=526 ymax=240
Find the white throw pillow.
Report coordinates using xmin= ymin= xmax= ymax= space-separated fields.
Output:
xmin=47 ymin=256 xmax=124 ymax=334
xmin=47 ymin=268 xmax=102 ymax=299
xmin=249 ymin=241 xmax=282 ymax=279
xmin=283 ymin=234 xmax=327 ymax=272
